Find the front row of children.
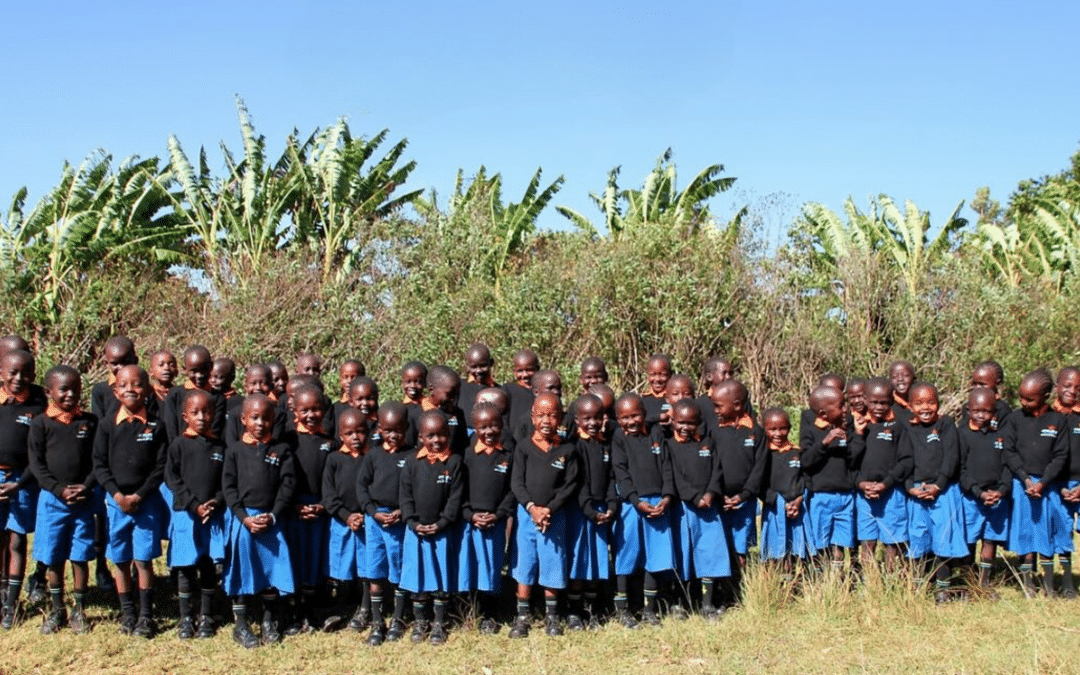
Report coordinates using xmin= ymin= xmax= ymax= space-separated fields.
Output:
xmin=5 ymin=339 xmax=1080 ymax=649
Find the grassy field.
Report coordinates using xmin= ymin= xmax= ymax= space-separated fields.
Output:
xmin=2 ymin=561 xmax=1077 ymax=675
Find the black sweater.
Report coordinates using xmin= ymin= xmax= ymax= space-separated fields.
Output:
xmin=356 ymin=443 xmax=410 ymax=515
xmin=322 ymin=451 xmax=366 ymax=522
xmin=461 ymin=437 xmax=516 ymax=521
xmin=710 ymin=421 xmax=767 ymax=501
xmin=162 ymin=385 xmax=227 ymax=442
xmin=503 ymin=382 xmax=535 ymax=432
xmin=1003 ymin=409 xmax=1069 ymax=483
xmin=852 ymin=419 xmax=911 ymax=489
xmin=899 ymin=417 xmax=959 ymax=490
xmin=511 ymin=436 xmax=579 ymax=513
xmin=800 ymin=418 xmax=856 ymax=493
xmin=166 ymin=434 xmax=226 ymax=515
xmin=285 ymin=430 xmax=335 ymax=499
xmin=762 ymin=446 xmax=807 ymax=506
xmin=28 ymin=412 xmax=98 ymax=498
xmin=0 ymin=386 xmax=47 ymax=478
xmin=1066 ymin=412 xmax=1080 ymax=482
xmin=611 ymin=424 xmax=673 ymax=503
xmin=958 ymin=423 xmax=1013 ymax=498
xmin=576 ymin=436 xmax=618 ymax=518
xmin=400 ymin=453 xmax=463 ymax=531
xmin=666 ymin=434 xmax=723 ymax=504
xmin=93 ymin=412 xmax=168 ymax=499
xmin=223 ymin=439 xmax=294 ymax=520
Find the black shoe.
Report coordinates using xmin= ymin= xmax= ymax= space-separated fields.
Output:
xmin=196 ymin=615 xmax=216 ymax=639
xmin=478 ymin=617 xmax=498 ymax=635
xmin=409 ymin=620 xmax=429 ymax=643
xmin=544 ymin=615 xmax=563 ymax=636
xmin=366 ymin=622 xmax=386 ymax=646
xmin=233 ymin=619 xmax=260 ymax=649
xmin=41 ymin=609 xmax=67 ymax=635
xmin=261 ymin=619 xmax=282 ymax=644
xmin=132 ymin=617 xmax=157 ymax=639
xmin=566 ymin=613 xmax=585 ymax=631
xmin=429 ymin=622 xmax=447 ymax=645
xmin=319 ymin=610 xmax=343 ymax=633
xmin=283 ymin=618 xmax=310 ymax=636
xmin=70 ymin=609 xmax=89 ymax=634
xmin=386 ymin=618 xmax=407 ymax=642
xmin=118 ymin=614 xmax=138 ymax=635
xmin=641 ymin=610 xmax=661 ymax=627
xmin=1 ymin=605 xmax=15 ymax=630
xmin=615 ymin=609 xmax=641 ymax=630
xmin=508 ymin=615 xmax=530 ymax=639
xmin=176 ymin=615 xmax=195 ymax=640
xmin=348 ymin=607 xmax=370 ymax=632
xmin=1062 ymin=587 xmax=1078 ymax=600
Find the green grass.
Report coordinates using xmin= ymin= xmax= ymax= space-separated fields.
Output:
xmin=4 ymin=560 xmax=1079 ymax=675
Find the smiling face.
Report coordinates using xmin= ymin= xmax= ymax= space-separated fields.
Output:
xmin=269 ymin=363 xmax=289 ymax=397
xmin=574 ymin=396 xmax=604 ymax=439
xmin=531 ymin=393 xmax=563 ymax=438
xmin=466 ymin=348 xmax=494 ymax=385
xmin=401 ymin=366 xmax=426 ymax=402
xmin=889 ymin=362 xmax=915 ymax=398
xmin=1056 ymin=369 xmax=1080 ymax=408
xmin=615 ymin=397 xmax=645 ymax=436
xmin=473 ymin=406 xmax=504 ymax=447
xmin=47 ymin=370 xmax=81 ymax=413
xmin=429 ymin=381 xmax=461 ymax=411
xmin=244 ymin=366 xmax=272 ymax=397
xmin=1 ymin=352 xmax=33 ymax=396
xmin=339 ymin=362 xmax=362 ymax=393
xmin=813 ymin=388 xmax=846 ymax=426
xmin=349 ymin=380 xmax=379 ymax=418
xmin=579 ymin=360 xmax=608 ymax=391
xmin=647 ymin=357 xmax=672 ymax=396
xmin=664 ymin=375 xmax=695 ymax=406
xmin=971 ymin=365 xmax=1001 ymax=394
xmin=294 ymin=389 xmax=326 ymax=431
xmin=184 ymin=350 xmax=212 ymax=390
xmin=908 ymin=384 xmax=939 ymax=424
xmin=710 ymin=387 xmax=745 ymax=424
xmin=113 ymin=365 xmax=148 ymax=413
xmin=671 ymin=403 xmax=701 ymax=440
xmin=377 ymin=409 xmax=408 ymax=449
xmin=513 ymin=352 xmax=540 ymax=388
xmin=845 ymin=381 xmax=866 ymax=414
xmin=967 ymin=389 xmax=996 ymax=429
xmin=183 ymin=391 xmax=214 ymax=436
xmin=762 ymin=412 xmax=791 ymax=447
xmin=419 ymin=413 xmax=451 ymax=455
xmin=210 ymin=359 xmax=235 ymax=392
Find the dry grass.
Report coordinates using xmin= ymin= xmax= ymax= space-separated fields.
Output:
xmin=3 ymin=557 xmax=1078 ymax=675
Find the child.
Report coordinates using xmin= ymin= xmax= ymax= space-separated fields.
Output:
xmin=410 ymin=365 xmax=468 ymax=455
xmin=148 ymin=350 xmax=178 ymax=408
xmin=759 ymin=408 xmax=814 ymax=572
xmin=400 ymin=361 xmax=428 ymax=409
xmin=511 ymin=369 xmax=565 ymax=444
xmin=165 ymin=389 xmax=226 ymax=639
xmin=509 ymin=393 xmax=580 ymax=638
xmin=322 ymin=408 xmax=371 ymax=631
xmin=90 ymin=336 xmax=138 ymax=420
xmin=400 ymin=411 xmax=464 ymax=645
xmin=337 ymin=359 xmax=365 ymax=403
xmin=696 ymin=357 xmax=734 ymax=431
xmin=641 ymin=354 xmax=672 ymax=425
xmin=850 ymin=377 xmax=910 ymax=569
xmin=459 ymin=343 xmax=497 ymax=427
xmin=0 ymin=349 xmax=47 ymax=627
xmin=798 ymin=373 xmax=845 ymax=443
xmin=357 ymin=402 xmax=411 ymax=646
xmin=27 ymin=365 xmax=97 ymax=634
xmin=567 ymin=394 xmax=617 ymax=629
xmin=342 ymin=376 xmax=380 ymax=449
xmin=210 ymin=357 xmax=237 ymax=399
xmin=563 ymin=356 xmax=609 ymax=437
xmin=458 ymin=402 xmax=515 ymax=633
xmin=503 ymin=349 xmax=539 ymax=429
xmin=1003 ymin=369 xmax=1070 ymax=597
xmin=267 ymin=361 xmax=289 ymax=402
xmin=1057 ymin=366 xmax=1080 ymax=597
xmin=162 ymin=345 xmax=227 ymax=443
xmin=959 ymin=386 xmax=1012 ymax=594
xmin=800 ymin=385 xmax=855 ymax=567
xmin=283 ymin=384 xmax=334 ymax=633
xmin=889 ymin=360 xmax=916 ymax=424
xmin=476 ymin=386 xmax=512 ymax=432
xmin=707 ymin=380 xmax=767 ymax=574
xmin=666 ymin=399 xmax=730 ymax=618
xmin=610 ymin=393 xmax=674 ymax=626
xmin=225 ymin=363 xmax=277 ymax=444
xmin=846 ymin=378 xmax=868 ymax=427
xmin=93 ymin=365 xmax=169 ymax=637
xmin=222 ymin=394 xmax=295 ymax=648
xmin=961 ymin=361 xmax=1011 ymax=430
xmin=296 ymin=353 xmax=323 ymax=379
xmin=660 ymin=373 xmax=696 ymax=432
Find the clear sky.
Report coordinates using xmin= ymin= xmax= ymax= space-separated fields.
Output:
xmin=2 ymin=1 xmax=1076 ymax=244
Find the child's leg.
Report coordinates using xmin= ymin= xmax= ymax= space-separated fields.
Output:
xmin=567 ymin=579 xmax=584 ymax=627
xmin=45 ymin=562 xmax=65 ymax=614
xmin=1040 ymin=554 xmax=1057 ymax=597
xmin=410 ymin=592 xmax=429 ymax=642
xmin=858 ymin=540 xmax=876 ymax=569
xmin=70 ymin=561 xmax=89 ymax=621
xmin=883 ymin=544 xmax=900 ymax=572
xmin=259 ymin=589 xmax=282 ymax=643
xmin=1020 ymin=552 xmax=1036 ymax=596
xmin=390 ymin=585 xmax=409 ymax=635
xmin=4 ymin=530 xmax=27 ymax=610
xmin=977 ymin=540 xmax=996 ymax=588
xmin=197 ymin=556 xmax=218 ymax=619
xmin=177 ymin=565 xmax=197 ymax=625
xmin=933 ymin=556 xmax=951 ymax=601
xmin=231 ymin=595 xmax=259 ymax=648
xmin=432 ymin=592 xmax=448 ymax=626
xmin=642 ymin=571 xmax=660 ymax=621
xmin=1061 ymin=553 xmax=1076 ymax=596
xmin=701 ymin=577 xmax=717 ymax=613
xmin=112 ymin=560 xmax=137 ymax=629
xmin=133 ymin=560 xmax=155 ymax=618
xmin=94 ymin=514 xmax=112 ymax=588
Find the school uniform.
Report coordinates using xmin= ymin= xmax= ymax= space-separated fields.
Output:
xmin=91 ymin=379 xmax=161 ymax=422
xmin=0 ymin=385 xmax=47 ymax=534
xmin=1003 ymin=408 xmax=1070 ymax=557
xmin=28 ymin=406 xmax=98 ymax=565
xmin=708 ymin=414 xmax=767 ymax=556
xmin=611 ymin=424 xmax=675 ymax=575
xmin=457 ymin=435 xmax=515 ymax=593
xmin=511 ymin=410 xmax=572 ymax=447
xmin=356 ymin=440 xmax=409 ymax=584
xmin=801 ymin=416 xmax=856 ymax=551
xmin=283 ymin=426 xmax=334 ymax=588
xmin=1060 ymin=408 xmax=1080 ymax=536
xmin=222 ymin=434 xmax=296 ymax=596
xmin=569 ymin=431 xmax=617 ymax=581
xmin=460 ymin=375 xmax=498 ymax=430
xmin=510 ymin=433 xmax=579 ymax=589
xmin=161 ymin=382 xmax=228 ymax=442
xmin=224 ymin=394 xmax=287 ymax=445
xmin=93 ymin=407 xmax=169 ymax=563
xmin=406 ymin=399 xmax=469 ymax=455
xmin=759 ymin=442 xmax=814 ymax=560
xmin=850 ymin=414 xmax=911 ymax=545
xmin=892 ymin=394 xmax=915 ymax=426
xmin=503 ymin=382 xmax=535 ymax=433
xmin=959 ymin=399 xmax=1012 ymax=432
xmin=899 ymin=416 xmax=967 ymax=559
xmin=399 ymin=448 xmax=463 ymax=594
xmin=958 ymin=421 xmax=1012 ymax=545
xmin=322 ymin=449 xmax=368 ymax=581
xmin=165 ymin=430 xmax=227 ymax=567
xmin=641 ymin=392 xmax=667 ymax=426
xmin=666 ymin=431 xmax=731 ymax=580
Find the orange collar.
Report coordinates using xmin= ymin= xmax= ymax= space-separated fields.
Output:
xmin=532 ymin=430 xmax=558 ymax=453
xmin=719 ymin=414 xmax=754 ymax=430
xmin=0 ymin=388 xmax=30 ymax=405
xmin=222 ymin=388 xmax=236 ymax=399
xmin=295 ymin=420 xmax=324 ymax=435
xmin=578 ymin=428 xmax=602 ymax=442
xmin=340 ymin=392 xmax=349 ymax=404
xmin=869 ymin=409 xmax=896 ymax=424
xmin=46 ymin=401 xmax=79 ymax=425
xmin=911 ymin=414 xmax=939 ymax=426
xmin=893 ymin=392 xmax=910 ymax=410
xmin=107 ymin=372 xmax=117 ymax=386
xmin=241 ymin=431 xmax=271 ymax=445
xmin=474 ymin=439 xmax=503 ymax=455
xmin=467 ymin=373 xmax=495 ymax=387
xmin=151 ymin=382 xmax=171 ymax=401
xmin=968 ymin=419 xmax=988 ymax=432
xmin=641 ymin=390 xmax=662 ymax=398
xmin=402 ymin=396 xmax=421 ymax=406
xmin=184 ymin=380 xmax=208 ymax=392
xmin=416 ymin=447 xmax=451 ymax=464
xmin=852 ymin=409 xmax=870 ymax=424
xmin=421 ymin=397 xmax=439 ymax=412
xmin=813 ymin=417 xmax=831 ymax=430
xmin=768 ymin=440 xmax=794 ymax=452
xmin=672 ymin=430 xmax=702 ymax=443
xmin=382 ymin=441 xmax=402 ymax=454
xmin=115 ymin=406 xmax=148 ymax=426
xmin=1051 ymin=399 xmax=1078 ymax=415
xmin=268 ymin=391 xmax=279 ymax=403
xmin=183 ymin=426 xmax=216 ymax=440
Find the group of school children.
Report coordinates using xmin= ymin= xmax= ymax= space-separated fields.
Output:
xmin=1 ymin=332 xmax=1078 ymax=649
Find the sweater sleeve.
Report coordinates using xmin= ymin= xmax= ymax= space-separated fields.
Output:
xmin=93 ymin=421 xmax=121 ymax=497
xmin=706 ymin=438 xmax=724 ymax=501
xmin=496 ymin=453 xmax=517 ymax=521
xmin=321 ymin=455 xmax=349 ymax=523
xmin=223 ymin=446 xmax=246 ymax=522
xmin=166 ymin=438 xmax=198 ymax=515
xmin=1040 ymin=422 xmax=1070 ymax=484
xmin=356 ymin=453 xmax=377 ymax=516
xmin=611 ymin=434 xmax=637 ymax=503
xmin=134 ymin=426 xmax=168 ymax=500
xmin=28 ymin=419 xmax=61 ymax=498
xmin=741 ymin=430 xmax=767 ymax=502
xmin=1000 ymin=417 xmax=1028 ymax=483
xmin=886 ymin=425 xmax=912 ymax=489
xmin=400 ymin=459 xmax=418 ymax=528
xmin=934 ymin=420 xmax=960 ymax=490
xmin=510 ymin=445 xmax=532 ymax=507
xmin=435 ymin=457 xmax=464 ymax=531
xmin=271 ymin=447 xmax=295 ymax=519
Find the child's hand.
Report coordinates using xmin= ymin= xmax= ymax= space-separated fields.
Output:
xmin=243 ymin=515 xmax=267 ymax=534
xmin=723 ymin=495 xmax=743 ymax=511
xmin=786 ymin=495 xmax=803 ymax=518
xmin=980 ymin=490 xmax=999 ymax=507
xmin=1064 ymin=486 xmax=1080 ymax=503
xmin=301 ymin=504 xmax=325 ymax=521
xmin=907 ymin=486 xmax=924 ymax=499
xmin=373 ymin=511 xmax=394 ymax=526
xmin=921 ymin=484 xmax=940 ymax=501
xmin=635 ymin=500 xmax=654 ymax=516
xmin=347 ymin=512 xmax=364 ymax=531
xmin=595 ymin=510 xmax=613 ymax=525
xmin=61 ymin=485 xmax=86 ymax=504
xmin=529 ymin=504 xmax=551 ymax=531
xmin=471 ymin=512 xmax=492 ymax=528
xmin=824 ymin=428 xmax=846 ymax=445
xmin=697 ymin=493 xmax=714 ymax=510
xmin=1026 ymin=481 xmax=1045 ymax=498
xmin=196 ymin=501 xmax=213 ymax=522
xmin=853 ymin=416 xmax=868 ymax=435
xmin=415 ymin=523 xmax=439 ymax=536
xmin=652 ymin=497 xmax=671 ymax=517
xmin=0 ymin=482 xmax=17 ymax=500
xmin=114 ymin=493 xmax=141 ymax=514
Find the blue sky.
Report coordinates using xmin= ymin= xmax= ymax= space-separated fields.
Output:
xmin=2 ymin=2 xmax=1076 ymax=244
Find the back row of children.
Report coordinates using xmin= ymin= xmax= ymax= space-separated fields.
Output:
xmin=0 ymin=334 xmax=1077 ymax=648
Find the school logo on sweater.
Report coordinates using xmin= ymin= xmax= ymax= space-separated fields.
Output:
xmin=876 ymin=430 xmax=893 ymax=441
xmin=15 ymin=413 xmax=32 ymax=426
xmin=397 ymin=458 xmax=406 ymax=468
xmin=551 ymin=455 xmax=567 ymax=470
xmin=699 ymin=445 xmax=712 ymax=457
xmin=137 ymin=428 xmax=155 ymax=442
xmin=436 ymin=471 xmax=452 ymax=484
xmin=651 ymin=443 xmax=661 ymax=455
xmin=494 ymin=461 xmax=508 ymax=474
xmin=448 ymin=417 xmax=458 ymax=426
xmin=319 ymin=442 xmax=333 ymax=453
xmin=788 ymin=458 xmax=801 ymax=468
xmin=743 ymin=437 xmax=755 ymax=448
xmin=602 ymin=451 xmax=610 ymax=463
xmin=211 ymin=452 xmax=224 ymax=463
xmin=75 ymin=423 xmax=90 ymax=439
xmin=994 ymin=438 xmax=1004 ymax=450
xmin=264 ymin=451 xmax=280 ymax=467
xmin=1041 ymin=426 xmax=1059 ymax=438
xmin=926 ymin=430 xmax=940 ymax=443
xmin=1073 ymin=425 xmax=1080 ymax=435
